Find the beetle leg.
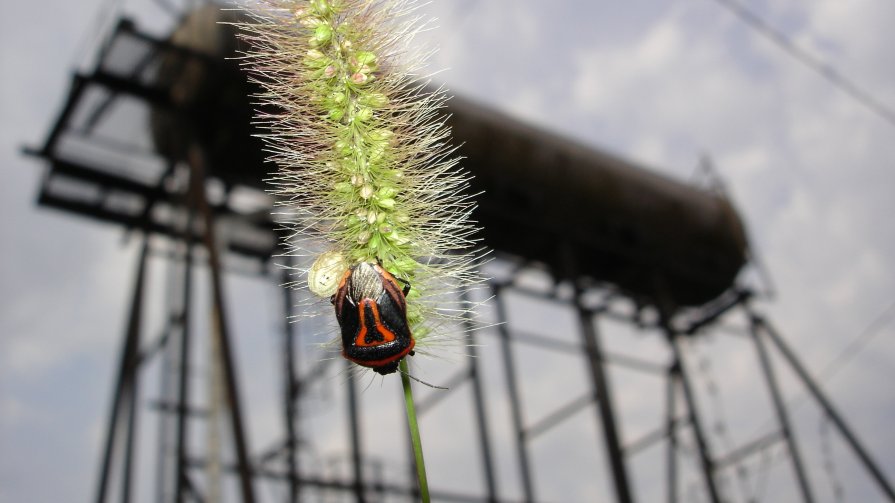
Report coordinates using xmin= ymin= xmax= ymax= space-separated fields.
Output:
xmin=397 ymin=278 xmax=411 ymax=297
xmin=329 ymin=294 xmax=336 ymax=305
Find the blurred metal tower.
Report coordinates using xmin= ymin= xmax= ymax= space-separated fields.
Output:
xmin=25 ymin=7 xmax=271 ymax=502
xmin=25 ymin=3 xmax=895 ymax=502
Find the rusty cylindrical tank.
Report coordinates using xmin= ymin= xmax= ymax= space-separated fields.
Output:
xmin=150 ymin=7 xmax=749 ymax=309
xmin=447 ymin=97 xmax=748 ymax=308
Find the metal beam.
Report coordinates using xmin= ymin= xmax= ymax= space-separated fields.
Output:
xmin=667 ymin=332 xmax=722 ymax=503
xmin=493 ymin=285 xmax=536 ymax=502
xmin=714 ymin=430 xmax=783 ymax=469
xmin=750 ymin=316 xmax=815 ymax=502
xmin=94 ymin=237 xmax=150 ymax=503
xmin=577 ymin=302 xmax=634 ymax=503
xmin=752 ymin=312 xmax=895 ymax=501
xmin=281 ymin=262 xmax=300 ymax=503
xmin=174 ymin=175 xmax=196 ymax=503
xmin=190 ymin=148 xmax=257 ymax=502
xmin=666 ymin=373 xmax=678 ymax=503
xmin=465 ymin=306 xmax=499 ymax=503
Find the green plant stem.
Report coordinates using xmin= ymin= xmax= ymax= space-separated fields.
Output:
xmin=400 ymin=359 xmax=430 ymax=502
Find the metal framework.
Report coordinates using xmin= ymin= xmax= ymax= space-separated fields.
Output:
xmin=25 ymin=8 xmax=895 ymax=503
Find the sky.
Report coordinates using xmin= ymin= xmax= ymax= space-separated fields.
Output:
xmin=2 ymin=0 xmax=894 ymax=502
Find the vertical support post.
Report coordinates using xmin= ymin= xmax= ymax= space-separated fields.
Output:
xmin=156 ymin=232 xmax=190 ymax=503
xmin=121 ymin=362 xmax=140 ymax=503
xmin=666 ymin=331 xmax=721 ymax=503
xmin=576 ymin=299 xmax=634 ymax=503
xmin=282 ymin=260 xmax=300 ymax=503
xmin=346 ymin=367 xmax=366 ymax=503
xmin=749 ymin=315 xmax=815 ymax=503
xmin=493 ymin=284 xmax=536 ymax=503
xmin=95 ymin=237 xmax=150 ymax=503
xmin=174 ymin=170 xmax=197 ymax=503
xmin=173 ymin=292 xmax=193 ymax=503
xmin=461 ymin=289 xmax=498 ymax=503
xmin=207 ymin=305 xmax=226 ymax=503
xmin=665 ymin=370 xmax=678 ymax=503
xmin=189 ymin=147 xmax=257 ymax=503
xmin=751 ymin=312 xmax=895 ymax=501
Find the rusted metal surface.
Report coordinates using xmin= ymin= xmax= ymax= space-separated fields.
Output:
xmin=447 ymin=97 xmax=748 ymax=307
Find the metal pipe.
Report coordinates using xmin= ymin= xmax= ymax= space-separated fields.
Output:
xmin=713 ymin=430 xmax=783 ymax=469
xmin=174 ymin=177 xmax=196 ymax=503
xmin=460 ymin=289 xmax=498 ymax=503
xmin=190 ymin=147 xmax=257 ymax=502
xmin=282 ymin=263 xmax=300 ymax=503
xmin=467 ymin=330 xmax=499 ymax=503
xmin=207 ymin=304 xmax=224 ymax=503
xmin=121 ymin=381 xmax=139 ymax=503
xmin=576 ymin=301 xmax=634 ymax=503
xmin=753 ymin=313 xmax=895 ymax=501
xmin=622 ymin=417 xmax=686 ymax=457
xmin=667 ymin=333 xmax=721 ymax=503
xmin=156 ymin=236 xmax=184 ymax=503
xmin=524 ymin=393 xmax=595 ymax=442
xmin=749 ymin=316 xmax=815 ymax=503
xmin=94 ymin=237 xmax=150 ymax=503
xmin=666 ymin=372 xmax=678 ymax=503
xmin=493 ymin=285 xmax=536 ymax=502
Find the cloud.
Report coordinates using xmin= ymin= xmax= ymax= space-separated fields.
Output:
xmin=3 ymin=0 xmax=894 ymax=501
xmin=561 ymin=0 xmax=895 ymax=497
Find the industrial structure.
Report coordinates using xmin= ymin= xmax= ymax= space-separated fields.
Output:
xmin=25 ymin=2 xmax=895 ymax=502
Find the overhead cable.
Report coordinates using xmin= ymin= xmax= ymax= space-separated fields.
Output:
xmin=708 ymin=0 xmax=895 ymax=129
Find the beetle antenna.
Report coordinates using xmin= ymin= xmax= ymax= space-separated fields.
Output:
xmin=400 ymin=369 xmax=448 ymax=390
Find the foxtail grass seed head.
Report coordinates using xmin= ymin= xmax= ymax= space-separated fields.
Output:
xmin=240 ymin=0 xmax=484 ymax=372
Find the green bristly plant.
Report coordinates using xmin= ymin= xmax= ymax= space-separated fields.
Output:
xmin=240 ymin=1 xmax=482 ymax=499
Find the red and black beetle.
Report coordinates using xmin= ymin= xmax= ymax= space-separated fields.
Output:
xmin=332 ymin=262 xmax=415 ymax=375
